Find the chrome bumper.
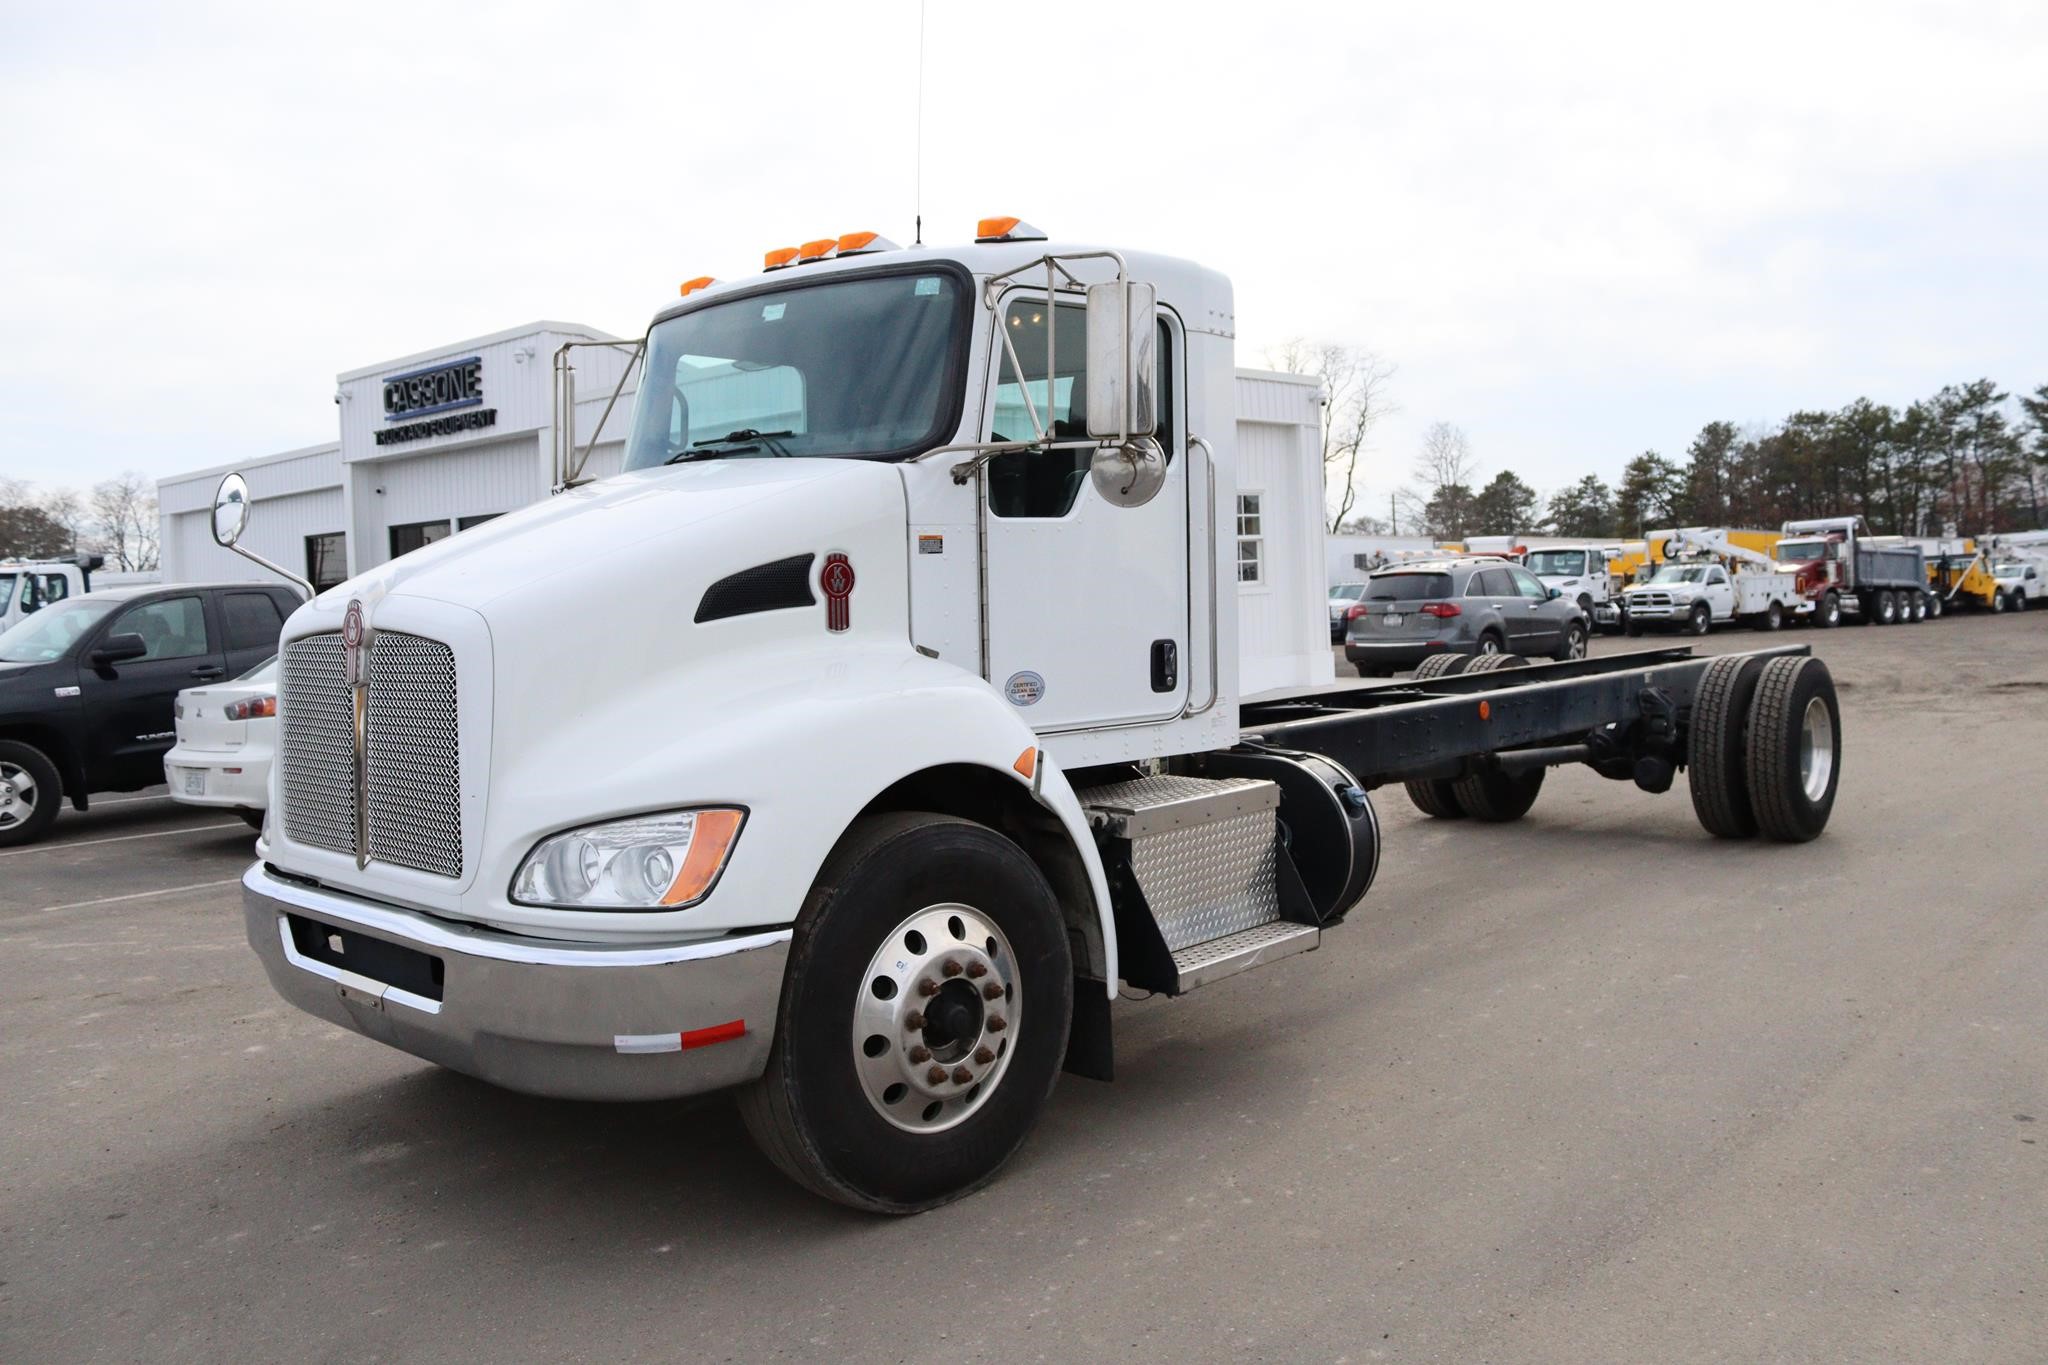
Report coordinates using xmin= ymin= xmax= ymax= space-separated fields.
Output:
xmin=242 ymin=863 xmax=789 ymax=1102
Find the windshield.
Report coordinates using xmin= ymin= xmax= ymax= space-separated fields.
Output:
xmin=1776 ymin=540 xmax=1825 ymax=562
xmin=0 ymin=596 xmax=116 ymax=663
xmin=1648 ymin=566 xmax=1710 ymax=584
xmin=1525 ymin=550 xmax=1587 ymax=577
xmin=1368 ymin=572 xmax=1453 ymax=601
xmin=1329 ymin=583 xmax=1368 ymax=601
xmin=623 ymin=270 xmax=968 ymax=469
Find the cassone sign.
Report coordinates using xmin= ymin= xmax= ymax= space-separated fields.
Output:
xmin=375 ymin=354 xmax=496 ymax=447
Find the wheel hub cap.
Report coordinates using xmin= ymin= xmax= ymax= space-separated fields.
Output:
xmin=1799 ymin=696 xmax=1835 ymax=802
xmin=853 ymin=903 xmax=1019 ymax=1134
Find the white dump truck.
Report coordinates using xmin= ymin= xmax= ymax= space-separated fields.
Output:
xmin=221 ymin=221 xmax=1844 ymax=1212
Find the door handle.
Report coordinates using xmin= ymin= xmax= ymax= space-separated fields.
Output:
xmin=189 ymin=665 xmax=225 ymax=680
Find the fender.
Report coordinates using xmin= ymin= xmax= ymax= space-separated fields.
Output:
xmin=468 ymin=642 xmax=1119 ymax=989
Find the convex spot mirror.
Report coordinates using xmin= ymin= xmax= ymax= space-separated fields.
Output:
xmin=1084 ymin=280 xmax=1157 ymax=441
xmin=212 ymin=472 xmax=250 ymax=548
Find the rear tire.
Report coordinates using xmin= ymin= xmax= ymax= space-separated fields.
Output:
xmin=1758 ymin=600 xmax=1783 ymax=632
xmin=1744 ymin=656 xmax=1842 ymax=844
xmin=1449 ymin=654 xmax=1544 ymax=820
xmin=738 ymin=812 xmax=1071 ymax=1213
xmin=1476 ymin=631 xmax=1504 ymax=656
xmin=0 ymin=740 xmax=63 ymax=848
xmin=1403 ymin=654 xmax=1474 ymax=817
xmin=1926 ymin=592 xmax=1944 ymax=619
xmin=1687 ymin=655 xmax=1767 ymax=838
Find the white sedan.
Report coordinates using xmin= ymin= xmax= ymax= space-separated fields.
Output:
xmin=164 ymin=655 xmax=276 ymax=830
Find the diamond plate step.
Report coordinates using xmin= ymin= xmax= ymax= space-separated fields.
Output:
xmin=1170 ymin=921 xmax=1319 ymax=992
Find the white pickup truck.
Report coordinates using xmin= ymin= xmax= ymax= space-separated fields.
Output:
xmin=1622 ymin=560 xmax=1803 ymax=634
xmin=1992 ymin=560 xmax=2043 ymax=610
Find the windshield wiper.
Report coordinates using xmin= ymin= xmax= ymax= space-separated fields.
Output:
xmin=666 ymin=429 xmax=798 ymax=464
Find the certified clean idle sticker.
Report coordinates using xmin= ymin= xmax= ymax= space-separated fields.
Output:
xmin=1004 ymin=671 xmax=1045 ymax=706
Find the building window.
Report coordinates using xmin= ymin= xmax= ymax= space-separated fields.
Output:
xmin=389 ymin=520 xmax=452 ymax=559
xmin=1236 ymin=493 xmax=1264 ymax=584
xmin=305 ymin=533 xmax=347 ymax=592
xmin=457 ymin=513 xmax=502 ymax=531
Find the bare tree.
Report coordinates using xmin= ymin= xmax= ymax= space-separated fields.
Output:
xmin=1268 ymin=339 xmax=1397 ymax=532
xmin=88 ymin=472 xmax=161 ymax=572
xmin=39 ymin=487 xmax=84 ymax=554
xmin=1398 ymin=421 xmax=1480 ymax=536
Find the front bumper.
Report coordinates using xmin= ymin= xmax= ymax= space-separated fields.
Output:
xmin=242 ymin=863 xmax=790 ymax=1101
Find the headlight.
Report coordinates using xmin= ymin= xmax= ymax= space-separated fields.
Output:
xmin=511 ymin=808 xmax=744 ymax=909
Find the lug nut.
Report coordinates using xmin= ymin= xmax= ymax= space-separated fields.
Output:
xmin=950 ymin=1065 xmax=973 ymax=1085
xmin=904 ymin=1010 xmax=926 ymax=1030
xmin=941 ymin=959 xmax=963 ymax=978
xmin=927 ymin=1065 xmax=948 ymax=1085
xmin=981 ymin=981 xmax=1003 ymax=1000
xmin=908 ymin=1045 xmax=932 ymax=1064
xmin=974 ymin=1046 xmax=995 ymax=1065
xmin=965 ymin=961 xmax=988 ymax=979
xmin=917 ymin=978 xmax=940 ymax=997
xmin=987 ymin=1016 xmax=1007 ymax=1033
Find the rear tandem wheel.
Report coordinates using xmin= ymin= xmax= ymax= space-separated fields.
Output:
xmin=1402 ymin=653 xmax=1475 ymax=818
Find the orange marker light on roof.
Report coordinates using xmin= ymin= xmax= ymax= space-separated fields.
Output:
xmin=763 ymin=246 xmax=800 ymax=270
xmin=797 ymin=238 xmax=838 ymax=262
xmin=679 ymin=275 xmax=715 ymax=296
xmin=837 ymin=230 xmax=899 ymax=256
xmin=975 ymin=216 xmax=1047 ymax=243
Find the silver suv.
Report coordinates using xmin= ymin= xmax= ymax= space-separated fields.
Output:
xmin=1343 ymin=559 xmax=1590 ymax=677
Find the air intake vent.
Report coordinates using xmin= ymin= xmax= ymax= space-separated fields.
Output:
xmin=696 ymin=554 xmax=817 ymax=623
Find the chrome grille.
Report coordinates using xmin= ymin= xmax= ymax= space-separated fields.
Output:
xmin=365 ymin=633 xmax=463 ymax=878
xmin=277 ymin=630 xmax=463 ymax=879
xmin=280 ymin=635 xmax=356 ymax=857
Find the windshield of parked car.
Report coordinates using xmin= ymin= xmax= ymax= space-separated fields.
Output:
xmin=0 ymin=596 xmax=117 ymax=663
xmin=1647 ymin=566 xmax=1710 ymax=584
xmin=1329 ymin=583 xmax=1368 ymax=601
xmin=1368 ymin=572 xmax=1453 ymax=601
xmin=1776 ymin=540 xmax=1825 ymax=562
xmin=1525 ymin=550 xmax=1587 ymax=577
xmin=623 ymin=271 xmax=968 ymax=469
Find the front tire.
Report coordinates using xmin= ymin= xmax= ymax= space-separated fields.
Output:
xmin=1555 ymin=621 xmax=1589 ymax=661
xmin=1687 ymin=603 xmax=1712 ymax=636
xmin=739 ymin=812 xmax=1072 ymax=1213
xmin=1817 ymin=591 xmax=1841 ymax=628
xmin=0 ymin=740 xmax=63 ymax=848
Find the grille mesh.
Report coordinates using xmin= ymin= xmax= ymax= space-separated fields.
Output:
xmin=365 ymin=633 xmax=463 ymax=878
xmin=278 ymin=630 xmax=463 ymax=879
xmin=280 ymin=635 xmax=356 ymax=857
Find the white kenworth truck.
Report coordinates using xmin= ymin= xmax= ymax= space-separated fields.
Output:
xmin=221 ymin=222 xmax=1845 ymax=1212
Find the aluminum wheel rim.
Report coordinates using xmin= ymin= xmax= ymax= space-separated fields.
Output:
xmin=1799 ymin=696 xmax=1835 ymax=802
xmin=1569 ymin=627 xmax=1587 ymax=658
xmin=853 ymin=903 xmax=1020 ymax=1134
xmin=1479 ymin=636 xmax=1500 ymax=654
xmin=0 ymin=760 xmax=36 ymax=830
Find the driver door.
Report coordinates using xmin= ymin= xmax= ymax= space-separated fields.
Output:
xmin=77 ymin=594 xmax=229 ymax=786
xmin=978 ymin=295 xmax=1189 ymax=731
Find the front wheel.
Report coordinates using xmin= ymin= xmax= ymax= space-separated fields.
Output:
xmin=1926 ymin=592 xmax=1944 ymax=620
xmin=0 ymin=740 xmax=63 ymax=848
xmin=1687 ymin=603 xmax=1712 ymax=636
xmin=1992 ymin=590 xmax=2008 ymax=614
xmin=1817 ymin=591 xmax=1841 ymax=628
xmin=739 ymin=812 xmax=1072 ymax=1213
xmin=1555 ymin=621 xmax=1589 ymax=661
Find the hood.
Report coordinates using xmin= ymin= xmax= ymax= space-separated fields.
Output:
xmin=318 ymin=458 xmax=902 ymax=615
xmin=0 ymin=658 xmax=59 ymax=687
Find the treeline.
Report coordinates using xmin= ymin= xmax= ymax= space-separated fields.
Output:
xmin=1388 ymin=380 xmax=2048 ymax=541
xmin=0 ymin=473 xmax=160 ymax=571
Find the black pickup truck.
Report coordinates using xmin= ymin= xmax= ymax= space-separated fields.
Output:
xmin=0 ymin=582 xmax=300 ymax=846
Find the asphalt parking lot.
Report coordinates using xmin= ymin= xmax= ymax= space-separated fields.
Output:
xmin=5 ymin=615 xmax=2046 ymax=1362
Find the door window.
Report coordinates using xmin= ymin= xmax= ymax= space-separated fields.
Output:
xmin=1510 ymin=567 xmax=1549 ymax=599
xmin=222 ymin=592 xmax=286 ymax=652
xmin=107 ymin=596 xmax=211 ymax=661
xmin=987 ymin=303 xmax=1175 ymax=519
xmin=1468 ymin=568 xmax=1510 ymax=597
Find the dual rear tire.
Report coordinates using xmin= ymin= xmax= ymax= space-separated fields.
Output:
xmin=1686 ymin=655 xmax=1841 ymax=842
xmin=1403 ymin=654 xmax=1546 ymax=821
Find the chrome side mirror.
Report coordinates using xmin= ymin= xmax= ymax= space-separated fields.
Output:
xmin=1084 ymin=280 xmax=1157 ymax=441
xmin=1090 ymin=437 xmax=1167 ymax=509
xmin=212 ymin=472 xmax=251 ymax=548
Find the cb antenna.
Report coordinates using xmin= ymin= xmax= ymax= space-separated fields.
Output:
xmin=914 ymin=0 xmax=926 ymax=245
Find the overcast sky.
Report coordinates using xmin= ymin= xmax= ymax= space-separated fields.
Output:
xmin=3 ymin=0 xmax=2043 ymax=519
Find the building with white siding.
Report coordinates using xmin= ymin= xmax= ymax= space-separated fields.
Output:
xmin=158 ymin=321 xmax=642 ymax=590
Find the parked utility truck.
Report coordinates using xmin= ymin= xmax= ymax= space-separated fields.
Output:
xmin=223 ymin=222 xmax=1845 ymax=1212
xmin=0 ymin=555 xmax=101 ymax=633
xmin=1775 ymin=516 xmax=1928 ymax=626
xmin=1525 ymin=545 xmax=1624 ymax=628
xmin=1620 ymin=527 xmax=1804 ymax=634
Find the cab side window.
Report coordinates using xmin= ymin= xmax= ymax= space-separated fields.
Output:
xmin=107 ymin=596 xmax=211 ymax=662
xmin=987 ymin=303 xmax=1175 ymax=519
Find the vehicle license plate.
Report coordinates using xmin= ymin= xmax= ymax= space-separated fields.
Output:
xmin=1383 ymin=614 xmax=1403 ymax=627
xmin=180 ymin=768 xmax=205 ymax=796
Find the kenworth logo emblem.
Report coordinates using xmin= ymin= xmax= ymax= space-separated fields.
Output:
xmin=341 ymin=599 xmax=372 ymax=868
xmin=821 ymin=554 xmax=855 ymax=632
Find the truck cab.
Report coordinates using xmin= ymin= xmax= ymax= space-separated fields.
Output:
xmin=1524 ymin=545 xmax=1615 ymax=623
xmin=0 ymin=556 xmax=101 ymax=634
